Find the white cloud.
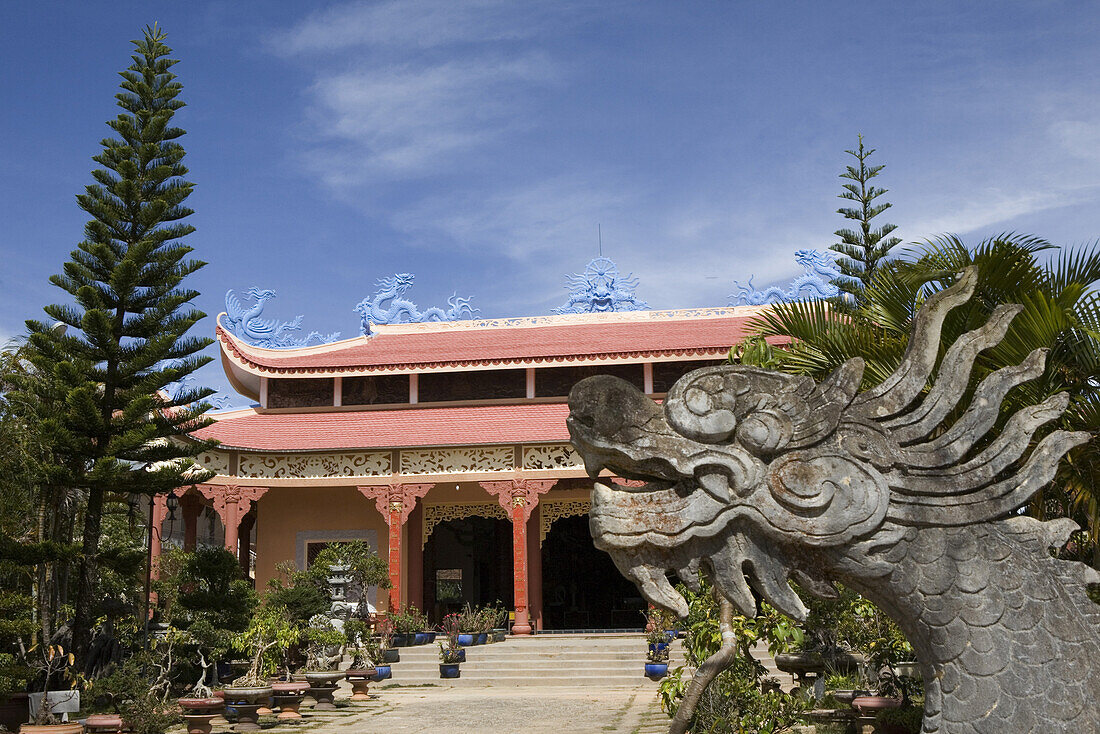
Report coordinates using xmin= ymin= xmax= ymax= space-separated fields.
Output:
xmin=272 ymin=0 xmax=549 ymax=55
xmin=301 ymin=54 xmax=558 ymax=179
xmin=902 ymin=186 xmax=1099 ymax=240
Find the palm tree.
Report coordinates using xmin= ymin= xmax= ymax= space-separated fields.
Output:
xmin=743 ymin=234 xmax=1100 ymax=564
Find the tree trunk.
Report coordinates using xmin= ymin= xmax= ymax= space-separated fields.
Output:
xmin=71 ymin=485 xmax=104 ymax=668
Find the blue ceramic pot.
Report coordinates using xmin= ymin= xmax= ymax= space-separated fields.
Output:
xmin=645 ymin=663 xmax=669 ymax=679
xmin=426 ymin=632 xmax=437 ymax=643
xmin=372 ymin=665 xmax=391 ymax=681
xmin=439 ymin=663 xmax=460 ymax=679
xmin=455 ymin=649 xmax=466 ymax=663
xmin=457 ymin=634 xmax=475 ymax=646
xmin=413 ymin=632 xmax=430 ymax=646
xmin=648 ymin=642 xmax=669 ymax=653
xmin=476 ymin=632 xmax=488 ymax=645
xmin=391 ymin=633 xmax=411 ymax=647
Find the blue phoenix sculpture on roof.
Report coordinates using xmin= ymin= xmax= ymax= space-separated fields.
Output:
xmin=730 ymin=249 xmax=842 ymax=305
xmin=552 ymin=257 xmax=649 ymax=314
xmin=355 ymin=273 xmax=478 ymax=336
xmin=223 ymin=287 xmax=340 ymax=348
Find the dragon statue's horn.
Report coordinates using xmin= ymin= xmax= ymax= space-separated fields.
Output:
xmin=881 ymin=303 xmax=1022 ymax=443
xmin=886 ymin=429 xmax=1091 ymax=526
xmin=851 ymin=266 xmax=978 ymax=419
xmin=898 ymin=348 xmax=1049 ymax=468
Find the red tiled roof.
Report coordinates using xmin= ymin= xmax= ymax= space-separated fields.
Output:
xmin=193 ymin=402 xmax=574 ymax=451
xmin=217 ymin=311 xmax=776 ymax=375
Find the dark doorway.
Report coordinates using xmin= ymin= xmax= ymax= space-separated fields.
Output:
xmin=541 ymin=514 xmax=645 ymax=629
xmin=423 ymin=516 xmax=512 ymax=624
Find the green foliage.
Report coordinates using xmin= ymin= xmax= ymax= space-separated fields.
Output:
xmin=96 ymin=655 xmax=178 ymax=734
xmin=307 ymin=541 xmax=390 ymax=590
xmin=233 ymin=604 xmax=299 ymax=684
xmin=876 ymin=705 xmax=925 ymax=734
xmin=658 ymin=580 xmax=810 ymax=733
xmin=390 ymin=605 xmax=429 ymax=635
xmin=830 ymin=135 xmax=902 ymax=304
xmin=12 ymin=24 xmax=216 ymax=663
xmin=264 ymin=561 xmax=330 ymax=624
xmin=303 ymin=616 xmax=346 ymax=672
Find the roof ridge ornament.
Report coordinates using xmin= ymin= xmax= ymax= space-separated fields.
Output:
xmin=354 ymin=273 xmax=478 ymax=336
xmin=729 ymin=249 xmax=842 ymax=305
xmin=222 ymin=287 xmax=340 ymax=348
xmin=551 ymin=257 xmax=649 ymax=314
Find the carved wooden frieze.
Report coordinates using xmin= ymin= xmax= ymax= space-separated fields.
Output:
xmin=237 ymin=451 xmax=391 ymax=479
xmin=399 ymin=446 xmax=514 ymax=475
xmin=522 ymin=444 xmax=583 ymax=470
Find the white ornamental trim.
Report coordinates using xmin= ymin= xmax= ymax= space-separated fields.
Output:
xmin=422 ymin=502 xmax=509 ymax=546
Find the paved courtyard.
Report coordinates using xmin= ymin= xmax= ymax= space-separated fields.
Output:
xmin=276 ymin=684 xmax=668 ymax=734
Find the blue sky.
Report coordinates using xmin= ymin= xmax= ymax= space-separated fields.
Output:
xmin=3 ymin=1 xmax=1100 ymax=403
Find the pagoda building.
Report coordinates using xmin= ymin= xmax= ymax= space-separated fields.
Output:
xmin=165 ymin=260 xmax=781 ymax=633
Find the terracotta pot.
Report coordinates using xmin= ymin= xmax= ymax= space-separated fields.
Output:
xmin=177 ymin=698 xmax=223 ymax=712
xmin=270 ymin=682 xmax=308 ymax=695
xmin=852 ymin=696 xmax=902 ymax=716
xmin=272 ymin=694 xmax=304 ymax=721
xmin=83 ymin=714 xmax=123 ymax=733
xmin=348 ymin=679 xmax=371 ymax=701
xmin=181 ymin=713 xmax=217 ymax=734
xmin=19 ymin=725 xmax=84 ymax=734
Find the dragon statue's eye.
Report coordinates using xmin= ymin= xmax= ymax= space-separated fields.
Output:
xmin=736 ymin=410 xmax=791 ymax=455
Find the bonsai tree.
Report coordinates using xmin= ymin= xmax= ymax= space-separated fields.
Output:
xmin=231 ymin=605 xmax=299 ymax=686
xmin=155 ymin=546 xmax=256 ymax=696
xmin=26 ymin=644 xmax=79 ymax=725
xmin=302 ymin=616 xmax=345 ymax=673
xmin=307 ymin=542 xmax=389 ymax=616
xmin=264 ymin=561 xmax=330 ymax=625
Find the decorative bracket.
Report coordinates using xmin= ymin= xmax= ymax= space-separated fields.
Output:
xmin=357 ymin=483 xmax=435 ymax=525
xmin=480 ymin=479 xmax=557 ymax=523
xmin=195 ymin=484 xmax=269 ymax=519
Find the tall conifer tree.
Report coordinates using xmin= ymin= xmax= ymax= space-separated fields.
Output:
xmin=830 ymin=135 xmax=902 ymax=304
xmin=20 ymin=25 xmax=214 ymax=663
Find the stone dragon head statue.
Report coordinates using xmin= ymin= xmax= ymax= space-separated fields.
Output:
xmin=568 ymin=268 xmax=1099 ymax=733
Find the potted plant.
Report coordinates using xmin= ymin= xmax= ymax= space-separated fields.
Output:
xmin=389 ymin=606 xmax=426 ymax=647
xmin=301 ymin=616 xmax=346 ymax=710
xmin=224 ymin=606 xmax=293 ymax=732
xmin=486 ymin=603 xmax=508 ymax=642
xmin=646 ymin=627 xmax=669 ymax=654
xmin=342 ymin=619 xmax=376 ymax=703
xmin=438 ymin=615 xmax=465 ymax=663
xmin=21 ymin=644 xmax=82 ymax=734
xmin=644 ymin=646 xmax=669 ymax=679
xmin=375 ymin=617 xmax=399 ymax=664
xmin=455 ymin=604 xmax=479 ymax=646
xmin=96 ymin=642 xmax=181 ymax=734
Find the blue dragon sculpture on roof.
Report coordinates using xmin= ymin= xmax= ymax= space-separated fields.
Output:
xmin=730 ymin=249 xmax=842 ymax=305
xmin=552 ymin=257 xmax=649 ymax=314
xmin=354 ymin=273 xmax=478 ymax=336
xmin=222 ymin=287 xmax=340 ymax=348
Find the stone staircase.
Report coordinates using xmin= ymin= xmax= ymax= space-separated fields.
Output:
xmin=376 ymin=633 xmax=685 ymax=688
xmin=369 ymin=633 xmax=792 ymax=689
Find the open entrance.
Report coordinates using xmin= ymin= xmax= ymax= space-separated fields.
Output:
xmin=423 ymin=516 xmax=513 ymax=623
xmin=541 ymin=514 xmax=645 ymax=630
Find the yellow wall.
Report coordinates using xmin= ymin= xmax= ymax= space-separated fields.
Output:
xmin=255 ymin=485 xmax=388 ymax=594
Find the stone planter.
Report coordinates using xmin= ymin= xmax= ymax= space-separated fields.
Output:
xmin=831 ymin=689 xmax=871 ymax=707
xmin=221 ymin=686 xmax=273 ymax=733
xmin=302 ymin=671 xmax=343 ymax=688
xmin=0 ymin=692 xmax=28 ymax=732
xmin=306 ymin=686 xmax=338 ymax=711
xmin=345 ymin=669 xmax=376 ymax=701
xmin=83 ymin=715 xmax=123 ymax=734
xmin=271 ymin=682 xmax=307 ymax=721
xmin=852 ymin=696 xmax=902 ymax=717
xmin=439 ymin=663 xmax=460 ymax=679
xmin=180 ymin=713 xmax=217 ymax=734
xmin=774 ymin=653 xmax=826 ymax=680
xmin=893 ymin=661 xmax=922 ymax=680
xmin=19 ymin=724 xmax=84 ymax=734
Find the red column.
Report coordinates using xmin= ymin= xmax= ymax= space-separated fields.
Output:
xmin=180 ymin=493 xmax=202 ymax=552
xmin=481 ymin=479 xmax=556 ymax=636
xmin=358 ymin=483 xmax=434 ymax=612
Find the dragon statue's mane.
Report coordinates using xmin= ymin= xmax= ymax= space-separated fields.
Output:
xmin=568 ymin=267 xmax=1099 ymax=733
